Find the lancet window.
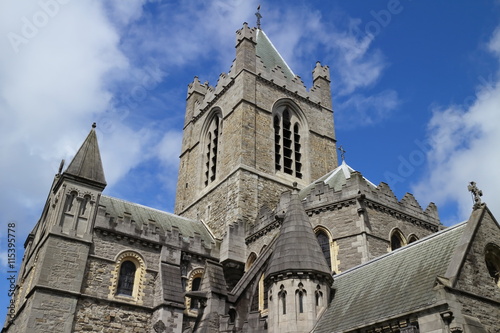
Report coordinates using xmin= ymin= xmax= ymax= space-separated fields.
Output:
xmin=274 ymin=108 xmax=302 ymax=178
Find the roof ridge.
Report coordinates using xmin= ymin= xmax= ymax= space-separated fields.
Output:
xmin=100 ymin=195 xmax=198 ymax=223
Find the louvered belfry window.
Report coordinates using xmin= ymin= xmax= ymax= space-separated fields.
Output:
xmin=274 ymin=108 xmax=302 ymax=178
xmin=205 ymin=114 xmax=222 ymax=186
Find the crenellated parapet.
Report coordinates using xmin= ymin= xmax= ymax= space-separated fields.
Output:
xmin=302 ymin=167 xmax=441 ymax=230
xmin=187 ymin=76 xmax=208 ymax=98
xmin=312 ymin=61 xmax=330 ymax=82
xmin=94 ymin=196 xmax=216 ymax=256
xmin=246 ymin=205 xmax=282 ymax=245
xmin=236 ymin=22 xmax=257 ymax=46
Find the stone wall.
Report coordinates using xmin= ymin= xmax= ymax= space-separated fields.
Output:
xmin=365 ymin=205 xmax=435 ymax=248
xmin=454 ymin=210 xmax=500 ymax=331
xmin=73 ymin=298 xmax=151 ymax=332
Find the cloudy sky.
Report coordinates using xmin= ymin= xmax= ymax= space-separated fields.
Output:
xmin=1 ymin=0 xmax=500 ymax=321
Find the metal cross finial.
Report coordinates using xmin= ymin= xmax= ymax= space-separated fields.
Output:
xmin=467 ymin=181 xmax=483 ymax=210
xmin=255 ymin=5 xmax=262 ymax=29
xmin=338 ymin=145 xmax=346 ymax=162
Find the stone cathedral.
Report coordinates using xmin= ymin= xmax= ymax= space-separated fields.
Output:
xmin=3 ymin=22 xmax=500 ymax=333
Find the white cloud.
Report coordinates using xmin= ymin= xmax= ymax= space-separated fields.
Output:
xmin=412 ymin=26 xmax=500 ymax=222
xmin=336 ymin=90 xmax=400 ymax=128
xmin=0 ymin=0 xmax=154 ymax=235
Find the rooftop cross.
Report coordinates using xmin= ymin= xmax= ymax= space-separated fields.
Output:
xmin=338 ymin=145 xmax=346 ymax=162
xmin=255 ymin=5 xmax=262 ymax=29
xmin=467 ymin=181 xmax=483 ymax=210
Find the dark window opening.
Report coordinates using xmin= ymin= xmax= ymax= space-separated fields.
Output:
xmin=316 ymin=231 xmax=331 ymax=270
xmin=390 ymin=229 xmax=405 ymax=251
xmin=274 ymin=108 xmax=302 ymax=179
xmin=205 ymin=115 xmax=221 ymax=186
xmin=190 ymin=277 xmax=202 ymax=309
xmin=117 ymin=261 xmax=136 ymax=296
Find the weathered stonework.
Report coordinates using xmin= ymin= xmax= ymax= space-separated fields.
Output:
xmin=4 ymin=21 xmax=499 ymax=333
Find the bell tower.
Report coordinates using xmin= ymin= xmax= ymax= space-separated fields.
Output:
xmin=174 ymin=23 xmax=338 ymax=238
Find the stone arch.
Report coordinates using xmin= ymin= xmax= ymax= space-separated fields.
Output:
xmin=314 ymin=226 xmax=338 ymax=272
xmin=246 ymin=252 xmax=257 ymax=271
xmin=272 ymin=99 xmax=309 ymax=181
xmin=389 ymin=228 xmax=407 ymax=251
xmin=295 ymin=282 xmax=307 ymax=314
xmin=407 ymin=234 xmax=419 ymax=244
xmin=109 ymin=251 xmax=146 ymax=304
xmin=186 ymin=268 xmax=204 ymax=312
xmin=200 ymin=108 xmax=223 ymax=187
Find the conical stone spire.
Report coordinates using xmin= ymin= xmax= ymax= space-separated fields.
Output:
xmin=265 ymin=190 xmax=332 ymax=281
xmin=64 ymin=123 xmax=106 ymax=188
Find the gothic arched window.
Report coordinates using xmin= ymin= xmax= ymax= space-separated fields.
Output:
xmin=204 ymin=112 xmax=223 ymax=186
xmin=316 ymin=230 xmax=331 ymax=270
xmin=109 ymin=251 xmax=146 ymax=304
xmin=296 ymin=283 xmax=306 ymax=314
xmin=408 ymin=234 xmax=419 ymax=244
xmin=274 ymin=107 xmax=302 ymax=179
xmin=390 ymin=229 xmax=406 ymax=251
xmin=278 ymin=285 xmax=287 ymax=315
xmin=186 ymin=269 xmax=204 ymax=311
xmin=117 ymin=260 xmax=136 ymax=296
xmin=315 ymin=285 xmax=323 ymax=307
xmin=190 ymin=276 xmax=202 ymax=309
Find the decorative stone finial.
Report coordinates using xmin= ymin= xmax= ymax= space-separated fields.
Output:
xmin=92 ymin=122 xmax=97 ymax=129
xmin=467 ymin=181 xmax=483 ymax=210
xmin=255 ymin=5 xmax=262 ymax=29
xmin=58 ymin=159 xmax=65 ymax=175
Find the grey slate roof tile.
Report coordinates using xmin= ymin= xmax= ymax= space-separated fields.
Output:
xmin=314 ymin=222 xmax=467 ymax=333
xmin=65 ymin=126 xmax=106 ymax=186
xmin=99 ymin=196 xmax=214 ymax=245
xmin=256 ymin=29 xmax=294 ymax=79
xmin=265 ymin=192 xmax=332 ymax=279
xmin=162 ymin=263 xmax=184 ymax=304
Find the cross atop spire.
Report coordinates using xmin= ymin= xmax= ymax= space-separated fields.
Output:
xmin=467 ymin=181 xmax=483 ymax=210
xmin=338 ymin=145 xmax=346 ymax=162
xmin=255 ymin=5 xmax=262 ymax=29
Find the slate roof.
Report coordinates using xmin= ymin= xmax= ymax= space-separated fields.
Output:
xmin=300 ymin=161 xmax=376 ymax=199
xmin=256 ymin=29 xmax=294 ymax=79
xmin=265 ymin=191 xmax=332 ymax=279
xmin=162 ymin=263 xmax=185 ymax=304
xmin=200 ymin=260 xmax=227 ymax=296
xmin=314 ymin=222 xmax=467 ymax=333
xmin=99 ymin=195 xmax=214 ymax=245
xmin=65 ymin=125 xmax=106 ymax=187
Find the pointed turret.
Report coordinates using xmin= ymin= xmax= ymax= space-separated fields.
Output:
xmin=266 ymin=189 xmax=333 ymax=333
xmin=266 ymin=190 xmax=332 ymax=280
xmin=63 ymin=123 xmax=106 ymax=189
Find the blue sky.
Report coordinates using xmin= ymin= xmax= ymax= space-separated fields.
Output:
xmin=1 ymin=0 xmax=500 ymax=323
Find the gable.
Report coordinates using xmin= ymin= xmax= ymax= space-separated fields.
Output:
xmin=453 ymin=207 xmax=500 ymax=302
